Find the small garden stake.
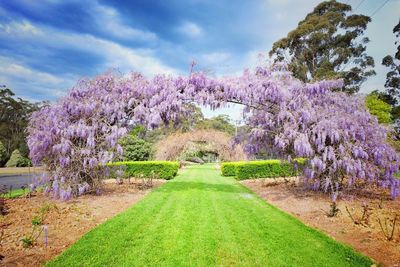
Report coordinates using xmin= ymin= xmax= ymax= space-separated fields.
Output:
xmin=43 ymin=225 xmax=48 ymax=248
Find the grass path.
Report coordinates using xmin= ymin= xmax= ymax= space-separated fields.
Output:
xmin=48 ymin=164 xmax=371 ymax=266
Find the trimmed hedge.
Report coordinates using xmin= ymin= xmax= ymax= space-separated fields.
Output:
xmin=221 ymin=162 xmax=243 ymax=176
xmin=221 ymin=159 xmax=305 ymax=180
xmin=109 ymin=161 xmax=179 ymax=180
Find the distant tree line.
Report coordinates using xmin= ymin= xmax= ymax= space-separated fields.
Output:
xmin=0 ymin=86 xmax=47 ymax=167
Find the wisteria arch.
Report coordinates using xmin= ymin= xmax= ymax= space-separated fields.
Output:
xmin=27 ymin=65 xmax=400 ymax=200
xmin=153 ymin=129 xmax=247 ymax=162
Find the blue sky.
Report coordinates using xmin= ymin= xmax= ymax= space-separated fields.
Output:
xmin=0 ymin=0 xmax=399 ymax=120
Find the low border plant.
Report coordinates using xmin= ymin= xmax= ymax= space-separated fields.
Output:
xmin=221 ymin=159 xmax=305 ymax=180
xmin=109 ymin=161 xmax=179 ymax=180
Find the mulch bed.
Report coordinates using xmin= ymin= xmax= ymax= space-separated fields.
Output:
xmin=0 ymin=180 xmax=164 ymax=267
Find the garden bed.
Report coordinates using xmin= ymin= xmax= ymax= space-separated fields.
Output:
xmin=0 ymin=179 xmax=165 ymax=266
xmin=242 ymin=178 xmax=400 ymax=267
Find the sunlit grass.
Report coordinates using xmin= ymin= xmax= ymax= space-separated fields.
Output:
xmin=2 ymin=188 xmax=29 ymax=198
xmin=47 ymin=164 xmax=372 ymax=267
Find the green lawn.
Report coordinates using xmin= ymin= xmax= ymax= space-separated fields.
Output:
xmin=47 ymin=164 xmax=372 ymax=267
xmin=3 ymin=188 xmax=27 ymax=198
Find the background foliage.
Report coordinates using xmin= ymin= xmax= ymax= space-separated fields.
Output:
xmin=0 ymin=87 xmax=45 ymax=165
xmin=0 ymin=141 xmax=7 ymax=166
xmin=270 ymin=1 xmax=375 ymax=94
xmin=196 ymin=115 xmax=235 ymax=135
xmin=365 ymin=92 xmax=392 ymax=124
xmin=5 ymin=149 xmax=31 ymax=167
xmin=382 ymin=20 xmax=400 ymax=105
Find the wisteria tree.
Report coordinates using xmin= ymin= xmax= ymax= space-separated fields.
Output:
xmin=28 ymin=73 xmax=191 ymax=199
xmin=27 ymin=64 xmax=400 ymax=200
xmin=235 ymin=67 xmax=399 ymax=199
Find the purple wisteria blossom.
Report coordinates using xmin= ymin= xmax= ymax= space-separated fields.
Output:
xmin=27 ymin=64 xmax=400 ymax=199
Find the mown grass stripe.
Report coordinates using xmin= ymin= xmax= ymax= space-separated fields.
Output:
xmin=47 ymin=164 xmax=372 ymax=267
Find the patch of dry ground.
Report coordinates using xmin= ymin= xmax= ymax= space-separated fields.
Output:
xmin=242 ymin=178 xmax=400 ymax=267
xmin=0 ymin=179 xmax=165 ymax=267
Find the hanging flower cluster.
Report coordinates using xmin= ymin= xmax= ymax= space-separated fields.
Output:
xmin=28 ymin=72 xmax=190 ymax=199
xmin=27 ymin=64 xmax=400 ymax=199
xmin=223 ymin=66 xmax=400 ymax=199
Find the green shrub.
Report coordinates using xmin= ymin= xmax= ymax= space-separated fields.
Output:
xmin=221 ymin=159 xmax=305 ymax=180
xmin=221 ymin=162 xmax=243 ymax=176
xmin=109 ymin=161 xmax=179 ymax=180
xmin=236 ymin=160 xmax=294 ymax=180
xmin=5 ymin=149 xmax=31 ymax=167
xmin=119 ymin=135 xmax=152 ymax=161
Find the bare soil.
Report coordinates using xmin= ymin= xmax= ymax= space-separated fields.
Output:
xmin=0 ymin=179 xmax=165 ymax=267
xmin=242 ymin=178 xmax=400 ymax=267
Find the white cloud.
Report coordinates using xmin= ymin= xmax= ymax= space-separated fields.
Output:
xmin=0 ymin=56 xmax=75 ymax=100
xmin=0 ymin=20 xmax=178 ymax=77
xmin=201 ymin=52 xmax=231 ymax=65
xmin=0 ymin=18 xmax=179 ymax=100
xmin=213 ymin=50 xmax=266 ymax=77
xmin=53 ymin=33 xmax=177 ymax=76
xmin=1 ymin=1 xmax=158 ymax=42
xmin=177 ymin=21 xmax=203 ymax=38
xmin=92 ymin=3 xmax=157 ymax=41
xmin=0 ymin=61 xmax=62 ymax=85
xmin=0 ymin=20 xmax=40 ymax=35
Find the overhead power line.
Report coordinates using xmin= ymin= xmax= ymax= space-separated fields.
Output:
xmin=340 ymin=0 xmax=391 ymax=72
xmin=370 ymin=0 xmax=390 ymax=17
xmin=353 ymin=0 xmax=367 ymax=12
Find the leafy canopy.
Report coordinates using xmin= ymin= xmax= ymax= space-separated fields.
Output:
xmin=381 ymin=20 xmax=400 ymax=122
xmin=0 ymin=87 xmax=45 ymax=158
xmin=383 ymin=19 xmax=400 ymax=96
xmin=270 ymin=0 xmax=375 ymax=94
